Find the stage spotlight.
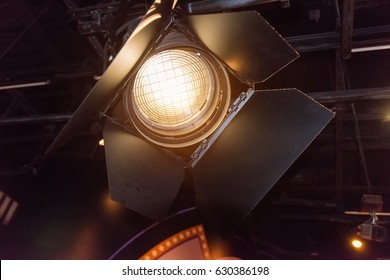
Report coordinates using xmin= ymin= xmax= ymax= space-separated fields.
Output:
xmin=357 ymin=212 xmax=388 ymax=243
xmin=47 ymin=0 xmax=334 ymax=231
xmin=125 ymin=47 xmax=230 ymax=147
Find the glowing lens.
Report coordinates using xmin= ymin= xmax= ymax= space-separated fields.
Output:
xmin=132 ymin=49 xmax=214 ymax=130
xmin=352 ymin=239 xmax=363 ymax=248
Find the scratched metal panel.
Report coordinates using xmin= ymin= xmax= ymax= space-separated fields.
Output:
xmin=103 ymin=120 xmax=185 ymax=220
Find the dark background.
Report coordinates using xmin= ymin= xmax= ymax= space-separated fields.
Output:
xmin=1 ymin=0 xmax=390 ymax=259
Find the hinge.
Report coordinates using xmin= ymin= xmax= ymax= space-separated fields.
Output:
xmin=188 ymin=139 xmax=209 ymax=167
xmin=227 ymin=91 xmax=250 ymax=114
xmin=188 ymin=88 xmax=254 ymax=168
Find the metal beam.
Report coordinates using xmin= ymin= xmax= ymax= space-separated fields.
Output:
xmin=279 ymin=213 xmax=383 ymax=223
xmin=0 ymin=71 xmax=99 ymax=92
xmin=0 ymin=4 xmax=50 ymax=61
xmin=309 ymin=87 xmax=390 ymax=103
xmin=86 ymin=35 xmax=104 ymax=58
xmin=1 ymin=99 xmax=16 ymax=117
xmin=286 ymin=25 xmax=390 ymax=53
xmin=0 ymin=87 xmax=389 ymax=126
xmin=342 ymin=112 xmax=390 ymax=121
xmin=290 ymin=185 xmax=390 ymax=194
xmin=62 ymin=0 xmax=78 ymax=10
xmin=4 ymin=0 xmax=67 ymax=66
xmin=72 ymin=4 xmax=145 ymax=35
xmin=270 ymin=198 xmax=338 ymax=208
xmin=334 ymin=105 xmax=343 ymax=206
xmin=341 ymin=0 xmax=355 ymax=59
xmin=186 ymin=0 xmax=288 ymax=14
xmin=0 ymin=81 xmax=50 ymax=91
xmin=0 ymin=114 xmax=72 ymax=126
xmin=352 ymin=38 xmax=390 ymax=52
xmin=12 ymin=90 xmax=39 ymax=115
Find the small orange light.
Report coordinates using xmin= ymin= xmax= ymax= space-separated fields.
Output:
xmin=352 ymin=239 xmax=363 ymax=248
xmin=98 ymin=139 xmax=104 ymax=146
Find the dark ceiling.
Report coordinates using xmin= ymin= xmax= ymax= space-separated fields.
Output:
xmin=1 ymin=0 xmax=390 ymax=259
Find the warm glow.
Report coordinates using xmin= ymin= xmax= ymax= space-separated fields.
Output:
xmin=139 ymin=225 xmax=210 ymax=260
xmin=103 ymin=192 xmax=121 ymax=215
xmin=126 ymin=46 xmax=230 ymax=148
xmin=98 ymin=139 xmax=104 ymax=146
xmin=352 ymin=239 xmax=363 ymax=248
xmin=132 ymin=49 xmax=214 ymax=130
